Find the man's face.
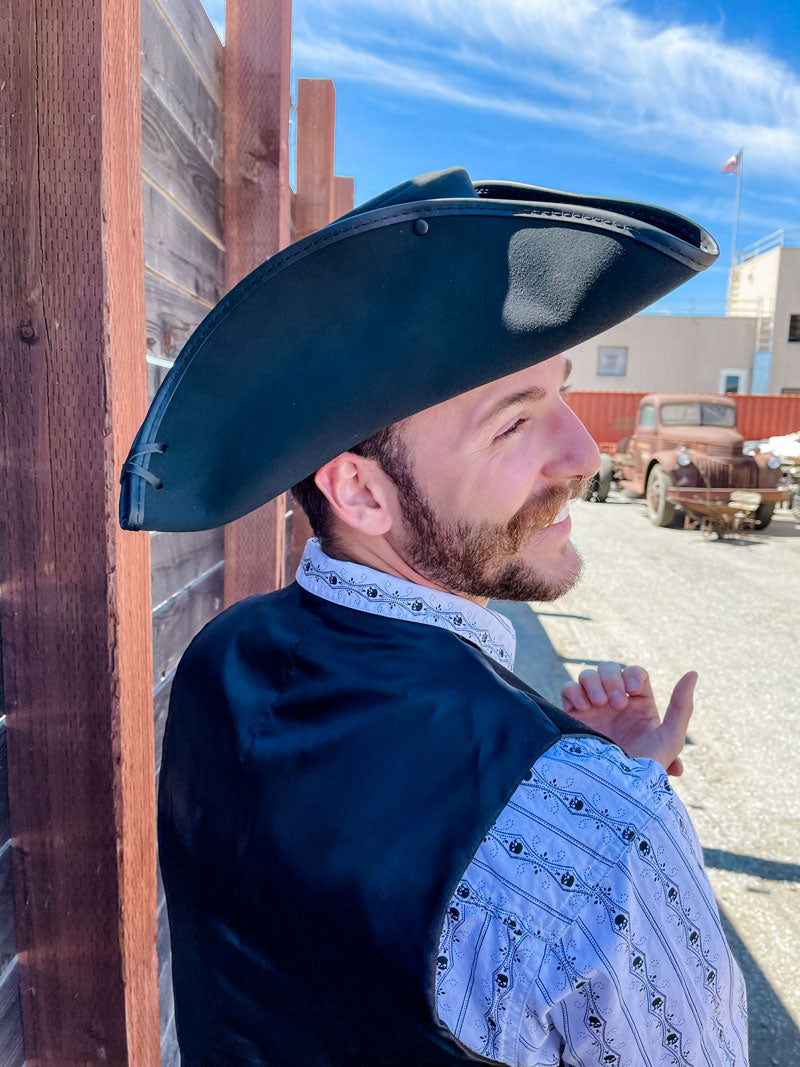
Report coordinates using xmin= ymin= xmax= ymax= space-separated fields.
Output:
xmin=384 ymin=354 xmax=601 ymax=602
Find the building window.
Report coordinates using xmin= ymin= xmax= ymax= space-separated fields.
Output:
xmin=597 ymin=346 xmax=628 ymax=376
xmin=719 ymin=368 xmax=748 ymax=394
xmin=789 ymin=315 xmax=800 ymax=342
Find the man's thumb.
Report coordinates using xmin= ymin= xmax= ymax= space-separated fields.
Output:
xmin=663 ymin=671 xmax=698 ymax=737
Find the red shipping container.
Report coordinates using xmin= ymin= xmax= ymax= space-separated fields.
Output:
xmin=564 ymin=391 xmax=800 ymax=449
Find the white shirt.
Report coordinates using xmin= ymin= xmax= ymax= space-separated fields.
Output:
xmin=296 ymin=540 xmax=748 ymax=1066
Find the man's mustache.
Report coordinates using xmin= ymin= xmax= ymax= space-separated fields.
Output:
xmin=503 ymin=477 xmax=591 ymax=551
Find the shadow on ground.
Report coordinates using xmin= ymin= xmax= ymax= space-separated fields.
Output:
xmin=717 ymin=904 xmax=800 ymax=1065
xmin=704 ymin=849 xmax=800 ymax=884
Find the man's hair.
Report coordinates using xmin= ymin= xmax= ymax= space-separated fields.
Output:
xmin=291 ymin=423 xmax=408 ymax=552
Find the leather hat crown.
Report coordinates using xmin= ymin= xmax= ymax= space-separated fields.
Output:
xmin=120 ymin=166 xmax=717 ymax=532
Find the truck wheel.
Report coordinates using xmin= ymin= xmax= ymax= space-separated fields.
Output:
xmin=646 ymin=465 xmax=676 ymax=527
xmin=753 ymin=501 xmax=775 ymax=529
xmin=595 ymin=455 xmax=613 ymax=502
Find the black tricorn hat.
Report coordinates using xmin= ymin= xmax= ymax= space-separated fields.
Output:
xmin=120 ymin=166 xmax=717 ymax=531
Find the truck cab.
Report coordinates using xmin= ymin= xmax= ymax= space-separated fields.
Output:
xmin=604 ymin=393 xmax=786 ymax=528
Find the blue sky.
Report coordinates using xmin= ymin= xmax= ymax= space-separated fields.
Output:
xmin=201 ymin=0 xmax=799 ymax=310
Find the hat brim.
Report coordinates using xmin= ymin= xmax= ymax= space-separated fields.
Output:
xmin=120 ymin=190 xmax=717 ymax=531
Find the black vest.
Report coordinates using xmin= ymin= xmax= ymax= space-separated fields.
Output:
xmin=159 ymin=582 xmax=599 ymax=1064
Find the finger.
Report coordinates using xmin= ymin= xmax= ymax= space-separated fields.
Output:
xmin=578 ymin=669 xmax=609 ymax=707
xmin=598 ymin=661 xmax=628 ymax=709
xmin=662 ymin=672 xmax=698 ymax=748
xmin=666 ymin=756 xmax=684 ymax=777
xmin=621 ymin=665 xmax=653 ymax=701
xmin=562 ymin=681 xmax=590 ymax=713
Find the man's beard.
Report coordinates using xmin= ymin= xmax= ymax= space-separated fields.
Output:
xmin=383 ymin=438 xmax=589 ymax=602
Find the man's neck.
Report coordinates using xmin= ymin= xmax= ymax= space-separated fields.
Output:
xmin=321 ymin=535 xmax=490 ymax=608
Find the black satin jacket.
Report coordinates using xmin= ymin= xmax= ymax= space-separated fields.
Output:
xmin=158 ymin=582 xmax=596 ymax=1064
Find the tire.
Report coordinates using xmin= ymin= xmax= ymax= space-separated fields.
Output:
xmin=646 ymin=465 xmax=676 ymax=527
xmin=753 ymin=501 xmax=775 ymax=530
xmin=596 ymin=455 xmax=613 ymax=502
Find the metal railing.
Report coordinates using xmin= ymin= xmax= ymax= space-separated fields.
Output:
xmin=734 ymin=228 xmax=800 ymax=265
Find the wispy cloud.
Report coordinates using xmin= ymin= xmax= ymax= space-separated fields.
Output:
xmin=670 ymin=194 xmax=787 ymax=232
xmin=293 ymin=37 xmax=630 ymax=135
xmin=294 ymin=0 xmax=800 ymax=172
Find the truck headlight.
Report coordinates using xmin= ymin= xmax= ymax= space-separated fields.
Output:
xmin=767 ymin=455 xmax=781 ymax=469
xmin=677 ymin=449 xmax=692 ymax=467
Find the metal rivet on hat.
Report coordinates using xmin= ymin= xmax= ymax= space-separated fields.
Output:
xmin=412 ymin=218 xmax=429 ymax=236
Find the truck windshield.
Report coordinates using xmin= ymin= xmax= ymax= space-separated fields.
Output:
xmin=660 ymin=403 xmax=736 ymax=428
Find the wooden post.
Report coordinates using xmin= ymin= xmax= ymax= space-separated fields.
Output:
xmin=295 ymin=79 xmax=337 ymax=240
xmin=223 ymin=0 xmax=293 ymax=606
xmin=288 ymin=80 xmax=355 ymax=572
xmin=334 ymin=175 xmax=356 ymax=222
xmin=0 ymin=0 xmax=160 ymax=1062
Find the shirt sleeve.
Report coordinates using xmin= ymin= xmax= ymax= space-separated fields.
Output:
xmin=435 ymin=737 xmax=748 ymax=1067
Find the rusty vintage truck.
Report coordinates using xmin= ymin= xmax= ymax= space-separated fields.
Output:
xmin=586 ymin=393 xmax=788 ymax=531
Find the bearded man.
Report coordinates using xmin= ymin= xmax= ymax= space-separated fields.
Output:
xmin=121 ymin=168 xmax=747 ymax=1064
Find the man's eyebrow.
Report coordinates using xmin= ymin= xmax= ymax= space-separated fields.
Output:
xmin=471 ymin=358 xmax=573 ymax=433
xmin=473 ymin=388 xmax=545 ymax=433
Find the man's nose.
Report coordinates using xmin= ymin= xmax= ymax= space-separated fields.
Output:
xmin=542 ymin=403 xmax=601 ymax=481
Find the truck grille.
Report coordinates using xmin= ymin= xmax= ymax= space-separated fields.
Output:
xmin=695 ymin=457 xmax=758 ymax=488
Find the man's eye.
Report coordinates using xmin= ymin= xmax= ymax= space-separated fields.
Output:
xmin=497 ymin=418 xmax=527 ymax=440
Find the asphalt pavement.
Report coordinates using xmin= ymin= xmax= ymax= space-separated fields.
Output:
xmin=493 ymin=491 xmax=800 ymax=1066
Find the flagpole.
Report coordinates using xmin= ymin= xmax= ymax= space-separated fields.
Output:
xmin=727 ymin=147 xmax=743 ymax=309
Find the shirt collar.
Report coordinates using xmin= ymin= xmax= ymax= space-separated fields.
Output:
xmin=296 ymin=538 xmax=516 ymax=670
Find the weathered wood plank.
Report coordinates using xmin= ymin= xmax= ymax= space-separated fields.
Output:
xmin=143 ymin=179 xmax=225 ymax=306
xmin=288 ymin=80 xmax=342 ymax=573
xmin=152 ymin=564 xmax=224 ymax=688
xmin=0 ymin=724 xmax=9 ymax=845
xmin=153 ymin=673 xmax=174 ymax=774
xmin=223 ymin=0 xmax=292 ymax=605
xmin=1 ymin=0 xmax=160 ymax=1060
xmin=142 ymin=79 xmax=223 ymax=244
xmin=161 ymin=1014 xmax=181 ymax=1067
xmin=0 ymin=847 xmax=17 ymax=975
xmin=295 ymin=80 xmax=336 ymax=241
xmin=0 ymin=961 xmax=24 ymax=1067
xmin=334 ymin=175 xmax=355 ymax=221
xmin=141 ymin=0 xmax=223 ymax=175
xmin=151 ymin=527 xmax=224 ymax=609
xmin=156 ymin=898 xmax=175 ymax=1037
xmin=156 ymin=836 xmax=166 ymax=912
xmin=154 ymin=0 xmax=223 ymax=106
xmin=148 ymin=359 xmax=171 ymax=405
xmin=145 ymin=265 xmax=212 ymax=364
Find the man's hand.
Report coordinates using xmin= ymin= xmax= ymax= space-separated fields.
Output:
xmin=561 ymin=663 xmax=697 ymax=776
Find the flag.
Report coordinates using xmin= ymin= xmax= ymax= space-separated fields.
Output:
xmin=721 ymin=153 xmax=740 ymax=175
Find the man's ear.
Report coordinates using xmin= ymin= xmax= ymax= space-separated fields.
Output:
xmin=314 ymin=453 xmax=394 ymax=537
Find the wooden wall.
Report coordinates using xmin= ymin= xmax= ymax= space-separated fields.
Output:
xmin=141 ymin=0 xmax=226 ymax=1061
xmin=4 ymin=0 xmax=162 ymax=1056
xmin=2 ymin=4 xmax=342 ymax=1061
xmin=0 ymin=710 xmax=23 ymax=1066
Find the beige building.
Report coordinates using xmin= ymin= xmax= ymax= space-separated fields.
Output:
xmin=566 ymin=231 xmax=800 ymax=395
